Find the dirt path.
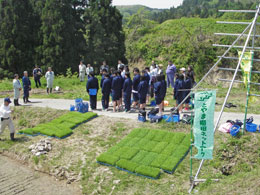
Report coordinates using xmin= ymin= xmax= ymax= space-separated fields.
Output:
xmin=0 ymin=155 xmax=81 ymax=195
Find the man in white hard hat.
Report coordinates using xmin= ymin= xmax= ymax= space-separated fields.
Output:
xmin=0 ymin=98 xmax=15 ymax=141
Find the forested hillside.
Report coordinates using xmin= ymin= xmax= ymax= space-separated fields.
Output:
xmin=0 ymin=0 xmax=126 ymax=78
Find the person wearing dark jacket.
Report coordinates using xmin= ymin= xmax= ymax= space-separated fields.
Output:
xmin=22 ymin=71 xmax=31 ymax=103
xmin=86 ymin=72 xmax=99 ymax=110
xmin=154 ymin=75 xmax=164 ymax=116
xmin=102 ymin=73 xmax=111 ymax=111
xmin=138 ymin=75 xmax=148 ymax=110
xmin=118 ymin=70 xmax=124 ymax=110
xmin=161 ymin=74 xmax=167 ymax=111
xmin=132 ymin=68 xmax=140 ymax=109
xmin=183 ymin=72 xmax=192 ymax=111
xmin=112 ymin=71 xmax=121 ymax=112
xmin=100 ymin=69 xmax=108 ymax=88
xmin=123 ymin=72 xmax=132 ymax=112
xmin=174 ymin=74 xmax=184 ymax=113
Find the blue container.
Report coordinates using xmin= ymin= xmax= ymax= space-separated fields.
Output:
xmin=246 ymin=123 xmax=257 ymax=132
xmin=150 ymin=100 xmax=156 ymax=107
xmin=138 ymin=115 xmax=146 ymax=122
xmin=162 ymin=115 xmax=180 ymax=123
xmin=230 ymin=125 xmax=240 ymax=136
xmin=70 ymin=105 xmax=75 ymax=111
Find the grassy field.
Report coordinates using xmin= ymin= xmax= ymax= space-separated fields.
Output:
xmin=0 ymin=107 xmax=259 ymax=194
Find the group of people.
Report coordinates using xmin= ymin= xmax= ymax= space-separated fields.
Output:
xmin=13 ymin=66 xmax=55 ymax=105
xmin=86 ymin=60 xmax=195 ymax=116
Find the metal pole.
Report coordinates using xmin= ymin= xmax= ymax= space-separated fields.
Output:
xmin=243 ymin=51 xmax=254 ymax=134
xmin=213 ymin=44 xmax=260 ymax=50
xmin=217 ymin=56 xmax=260 ymax=62
xmin=171 ymin=22 xmax=252 ymax=115
xmin=194 ymin=4 xmax=260 ymax=182
xmin=219 ymin=10 xmax=257 ymax=13
xmin=214 ymin=33 xmax=260 ymax=37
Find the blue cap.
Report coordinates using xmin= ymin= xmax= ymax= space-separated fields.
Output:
xmin=4 ymin=97 xmax=11 ymax=103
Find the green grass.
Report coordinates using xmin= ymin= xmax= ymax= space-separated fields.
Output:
xmin=96 ymin=128 xmax=190 ymax=179
xmin=19 ymin=112 xmax=97 ymax=138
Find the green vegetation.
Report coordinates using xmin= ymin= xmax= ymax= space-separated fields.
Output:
xmin=96 ymin=128 xmax=190 ymax=179
xmin=19 ymin=112 xmax=97 ymax=138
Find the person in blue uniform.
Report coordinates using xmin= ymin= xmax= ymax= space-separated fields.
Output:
xmin=183 ymin=72 xmax=192 ymax=111
xmin=132 ymin=68 xmax=140 ymax=110
xmin=111 ymin=71 xmax=121 ymax=112
xmin=154 ymin=75 xmax=164 ymax=116
xmin=123 ymin=72 xmax=132 ymax=112
xmin=174 ymin=74 xmax=184 ymax=113
xmin=138 ymin=75 xmax=148 ymax=110
xmin=117 ymin=70 xmax=124 ymax=111
xmin=101 ymin=73 xmax=111 ymax=111
xmin=161 ymin=74 xmax=167 ymax=111
xmin=22 ymin=71 xmax=31 ymax=103
xmin=86 ymin=72 xmax=99 ymax=110
xmin=100 ymin=68 xmax=108 ymax=89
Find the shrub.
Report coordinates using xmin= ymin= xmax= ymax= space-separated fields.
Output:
xmin=96 ymin=153 xmax=119 ymax=166
xmin=135 ymin=165 xmax=161 ymax=178
xmin=116 ymin=159 xmax=139 ymax=172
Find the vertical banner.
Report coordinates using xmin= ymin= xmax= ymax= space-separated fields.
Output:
xmin=193 ymin=91 xmax=216 ymax=160
xmin=238 ymin=51 xmax=254 ymax=86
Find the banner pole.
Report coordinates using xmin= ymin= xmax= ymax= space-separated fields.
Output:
xmin=242 ymin=51 xmax=254 ymax=134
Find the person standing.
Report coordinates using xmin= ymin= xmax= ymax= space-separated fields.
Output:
xmin=101 ymin=73 xmax=111 ymax=111
xmin=111 ymin=71 xmax=121 ymax=112
xmin=138 ymin=75 xmax=149 ymax=111
xmin=79 ymin=61 xmax=87 ymax=82
xmin=154 ymin=75 xmax=164 ymax=116
xmin=33 ymin=65 xmax=42 ymax=88
xmin=150 ymin=60 xmax=158 ymax=72
xmin=45 ymin=67 xmax=55 ymax=94
xmin=123 ymin=72 xmax=132 ymax=112
xmin=100 ymin=61 xmax=109 ymax=74
xmin=0 ymin=98 xmax=15 ymax=141
xmin=22 ymin=71 xmax=31 ymax=103
xmin=117 ymin=60 xmax=125 ymax=70
xmin=13 ymin=74 xmax=22 ymax=106
xmin=166 ymin=61 xmax=176 ymax=88
xmin=132 ymin=68 xmax=140 ymax=110
xmin=187 ymin=65 xmax=196 ymax=87
xmin=158 ymin=64 xmax=164 ymax=75
xmin=86 ymin=72 xmax=99 ymax=110
xmin=86 ymin=64 xmax=94 ymax=79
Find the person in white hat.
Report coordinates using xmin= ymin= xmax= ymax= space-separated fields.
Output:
xmin=180 ymin=67 xmax=186 ymax=79
xmin=0 ymin=98 xmax=15 ymax=141
xmin=45 ymin=67 xmax=55 ymax=94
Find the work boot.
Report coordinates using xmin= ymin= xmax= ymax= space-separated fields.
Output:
xmin=10 ymin=133 xmax=15 ymax=141
xmin=14 ymin=99 xmax=17 ymax=106
xmin=17 ymin=99 xmax=21 ymax=106
xmin=23 ymin=97 xmax=27 ymax=104
xmin=50 ymin=88 xmax=52 ymax=93
xmin=47 ymin=88 xmax=49 ymax=94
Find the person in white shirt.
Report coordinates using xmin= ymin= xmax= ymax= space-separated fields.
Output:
xmin=0 ymin=98 xmax=15 ymax=141
xmin=13 ymin=74 xmax=22 ymax=106
xmin=45 ymin=67 xmax=55 ymax=94
xmin=86 ymin=64 xmax=94 ymax=79
xmin=117 ymin=60 xmax=125 ymax=70
xmin=150 ymin=61 xmax=158 ymax=72
xmin=79 ymin=61 xmax=87 ymax=82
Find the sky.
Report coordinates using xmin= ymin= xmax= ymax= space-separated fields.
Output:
xmin=112 ymin=0 xmax=183 ymax=9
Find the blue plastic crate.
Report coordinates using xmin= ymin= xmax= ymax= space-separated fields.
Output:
xmin=138 ymin=115 xmax=146 ymax=122
xmin=246 ymin=123 xmax=257 ymax=132
xmin=70 ymin=105 xmax=75 ymax=111
xmin=230 ymin=125 xmax=240 ymax=136
xmin=162 ymin=115 xmax=179 ymax=123
xmin=150 ymin=100 xmax=156 ymax=107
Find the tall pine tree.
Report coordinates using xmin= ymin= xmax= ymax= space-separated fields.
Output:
xmin=0 ymin=0 xmax=34 ymax=78
xmin=84 ymin=0 xmax=126 ymax=69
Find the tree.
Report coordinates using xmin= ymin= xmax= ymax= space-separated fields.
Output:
xmin=0 ymin=0 xmax=34 ymax=77
xmin=84 ymin=0 xmax=126 ymax=69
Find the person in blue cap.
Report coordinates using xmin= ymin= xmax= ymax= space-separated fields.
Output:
xmin=101 ymin=73 xmax=111 ymax=111
xmin=0 ymin=98 xmax=15 ymax=141
xmin=22 ymin=71 xmax=31 ymax=103
xmin=123 ymin=72 xmax=132 ymax=112
xmin=86 ymin=72 xmax=99 ymax=110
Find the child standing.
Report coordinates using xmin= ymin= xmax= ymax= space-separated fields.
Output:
xmin=102 ymin=73 xmax=111 ymax=111
xmin=132 ymin=68 xmax=140 ymax=110
xmin=174 ymin=74 xmax=184 ymax=113
xmin=154 ymin=75 xmax=163 ymax=116
xmin=161 ymin=74 xmax=167 ymax=111
xmin=138 ymin=75 xmax=149 ymax=110
xmin=111 ymin=71 xmax=121 ymax=112
xmin=86 ymin=72 xmax=99 ymax=110
xmin=183 ymin=72 xmax=192 ymax=111
xmin=123 ymin=72 xmax=132 ymax=112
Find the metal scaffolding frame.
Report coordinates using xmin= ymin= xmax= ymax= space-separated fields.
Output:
xmin=186 ymin=5 xmax=260 ymax=194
